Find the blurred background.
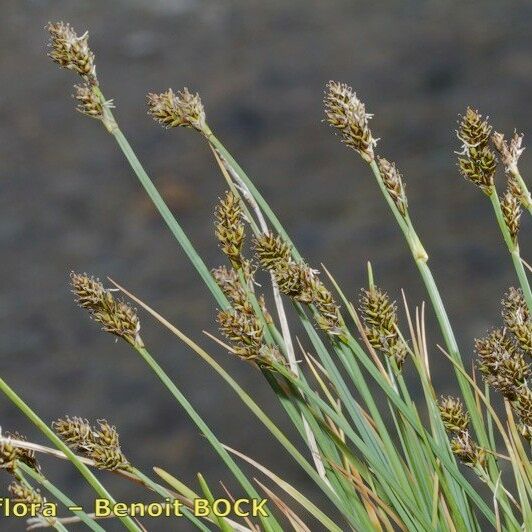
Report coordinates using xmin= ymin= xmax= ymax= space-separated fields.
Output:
xmin=1 ymin=0 xmax=532 ymax=529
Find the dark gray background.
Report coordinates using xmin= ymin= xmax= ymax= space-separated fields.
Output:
xmin=1 ymin=0 xmax=531 ymax=530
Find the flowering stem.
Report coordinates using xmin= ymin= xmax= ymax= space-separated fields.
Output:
xmin=0 ymin=377 xmax=140 ymax=532
xmin=367 ymin=161 xmax=497 ymax=465
xmin=94 ymin=88 xmax=230 ymax=311
xmin=132 ymin=345 xmax=281 ymax=532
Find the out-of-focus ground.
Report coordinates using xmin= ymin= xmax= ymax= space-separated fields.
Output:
xmin=1 ymin=0 xmax=531 ymax=529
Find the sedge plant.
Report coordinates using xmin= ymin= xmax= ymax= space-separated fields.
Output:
xmin=1 ymin=20 xmax=531 ymax=531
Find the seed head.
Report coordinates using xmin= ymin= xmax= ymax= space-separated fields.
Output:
xmin=53 ymin=416 xmax=130 ymax=471
xmin=450 ymin=431 xmax=485 ymax=469
xmin=502 ymin=288 xmax=532 ymax=355
xmin=457 ymin=108 xmax=492 ymax=150
xmin=311 ymin=280 xmax=343 ymax=336
xmin=514 ymin=387 xmax=532 ymax=429
xmin=0 ymin=432 xmax=39 ymax=474
xmin=147 ymin=88 xmax=207 ymax=133
xmin=217 ymin=310 xmax=263 ymax=360
xmin=255 ymin=232 xmax=342 ymax=334
xmin=91 ymin=445 xmax=131 ymax=471
xmin=255 ymin=233 xmax=292 ymax=271
xmin=73 ymin=83 xmax=113 ymax=120
xmin=359 ymin=287 xmax=408 ymax=368
xmin=324 ymin=81 xmax=376 ymax=163
xmin=500 ymin=189 xmax=522 ymax=245
xmin=70 ymin=272 xmax=143 ymax=348
xmin=46 ymin=22 xmax=97 ymax=83
xmin=94 ymin=420 xmax=120 ymax=449
xmin=377 ymin=158 xmax=408 ymax=216
xmin=458 ymin=146 xmax=497 ymax=193
xmin=8 ymin=482 xmax=45 ymax=507
xmin=52 ymin=416 xmax=95 ymax=453
xmin=492 ymin=131 xmax=525 ymax=174
xmin=272 ymin=261 xmax=315 ymax=302
xmin=475 ymin=329 xmax=529 ymax=399
xmin=212 ymin=265 xmax=254 ymax=315
xmin=214 ymin=191 xmax=245 ymax=268
xmin=438 ymin=396 xmax=469 ymax=433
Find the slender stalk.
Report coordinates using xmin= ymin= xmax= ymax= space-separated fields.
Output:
xmin=95 ymin=88 xmax=229 ymax=310
xmin=132 ymin=345 xmax=281 ymax=532
xmin=366 ymin=161 xmax=498 ymax=458
xmin=0 ymin=376 xmax=140 ymax=532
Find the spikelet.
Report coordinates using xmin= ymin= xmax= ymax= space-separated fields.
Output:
xmin=513 ymin=387 xmax=532 ymax=441
xmin=46 ymin=22 xmax=97 ymax=83
xmin=255 ymin=233 xmax=342 ymax=335
xmin=457 ymin=108 xmax=492 ymax=149
xmin=438 ymin=396 xmax=469 ymax=434
xmin=272 ymin=261 xmax=315 ymax=302
xmin=450 ymin=431 xmax=486 ymax=469
xmin=94 ymin=420 xmax=120 ymax=449
xmin=0 ymin=432 xmax=39 ymax=474
xmin=73 ymin=83 xmax=113 ymax=120
xmin=217 ymin=310 xmax=264 ymax=360
xmin=214 ymin=191 xmax=245 ymax=268
xmin=53 ymin=416 xmax=131 ymax=471
xmin=492 ymin=131 xmax=525 ymax=174
xmin=359 ymin=287 xmax=408 ymax=368
xmin=458 ymin=146 xmax=497 ymax=193
xmin=8 ymin=482 xmax=45 ymax=507
xmin=500 ymin=189 xmax=522 ymax=245
xmin=90 ymin=446 xmax=131 ymax=472
xmin=502 ymin=288 xmax=532 ymax=355
xmin=254 ymin=233 xmax=292 ymax=270
xmin=212 ymin=265 xmax=254 ymax=315
xmin=324 ymin=81 xmax=376 ymax=163
xmin=70 ymin=272 xmax=143 ymax=348
xmin=377 ymin=158 xmax=408 ymax=216
xmin=147 ymin=88 xmax=208 ymax=134
xmin=52 ymin=416 xmax=95 ymax=452
xmin=457 ymin=108 xmax=497 ymax=193
xmin=475 ymin=329 xmax=529 ymax=400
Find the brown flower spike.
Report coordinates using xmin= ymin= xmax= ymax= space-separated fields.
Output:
xmin=70 ymin=272 xmax=143 ymax=348
xmin=214 ymin=191 xmax=245 ymax=268
xmin=359 ymin=287 xmax=408 ymax=368
xmin=147 ymin=88 xmax=208 ymax=134
xmin=324 ymin=81 xmax=376 ymax=163
xmin=9 ymin=482 xmax=45 ymax=508
xmin=475 ymin=329 xmax=529 ymax=400
xmin=0 ymin=432 xmax=39 ymax=474
xmin=377 ymin=158 xmax=408 ymax=216
xmin=500 ymin=189 xmax=522 ymax=245
xmin=438 ymin=396 xmax=469 ymax=434
xmin=457 ymin=108 xmax=497 ymax=193
xmin=53 ymin=417 xmax=131 ymax=471
xmin=492 ymin=131 xmax=525 ymax=175
xmin=457 ymin=107 xmax=492 ymax=149
xmin=47 ymin=22 xmax=97 ymax=83
xmin=502 ymin=287 xmax=532 ymax=355
xmin=255 ymin=233 xmax=342 ymax=335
